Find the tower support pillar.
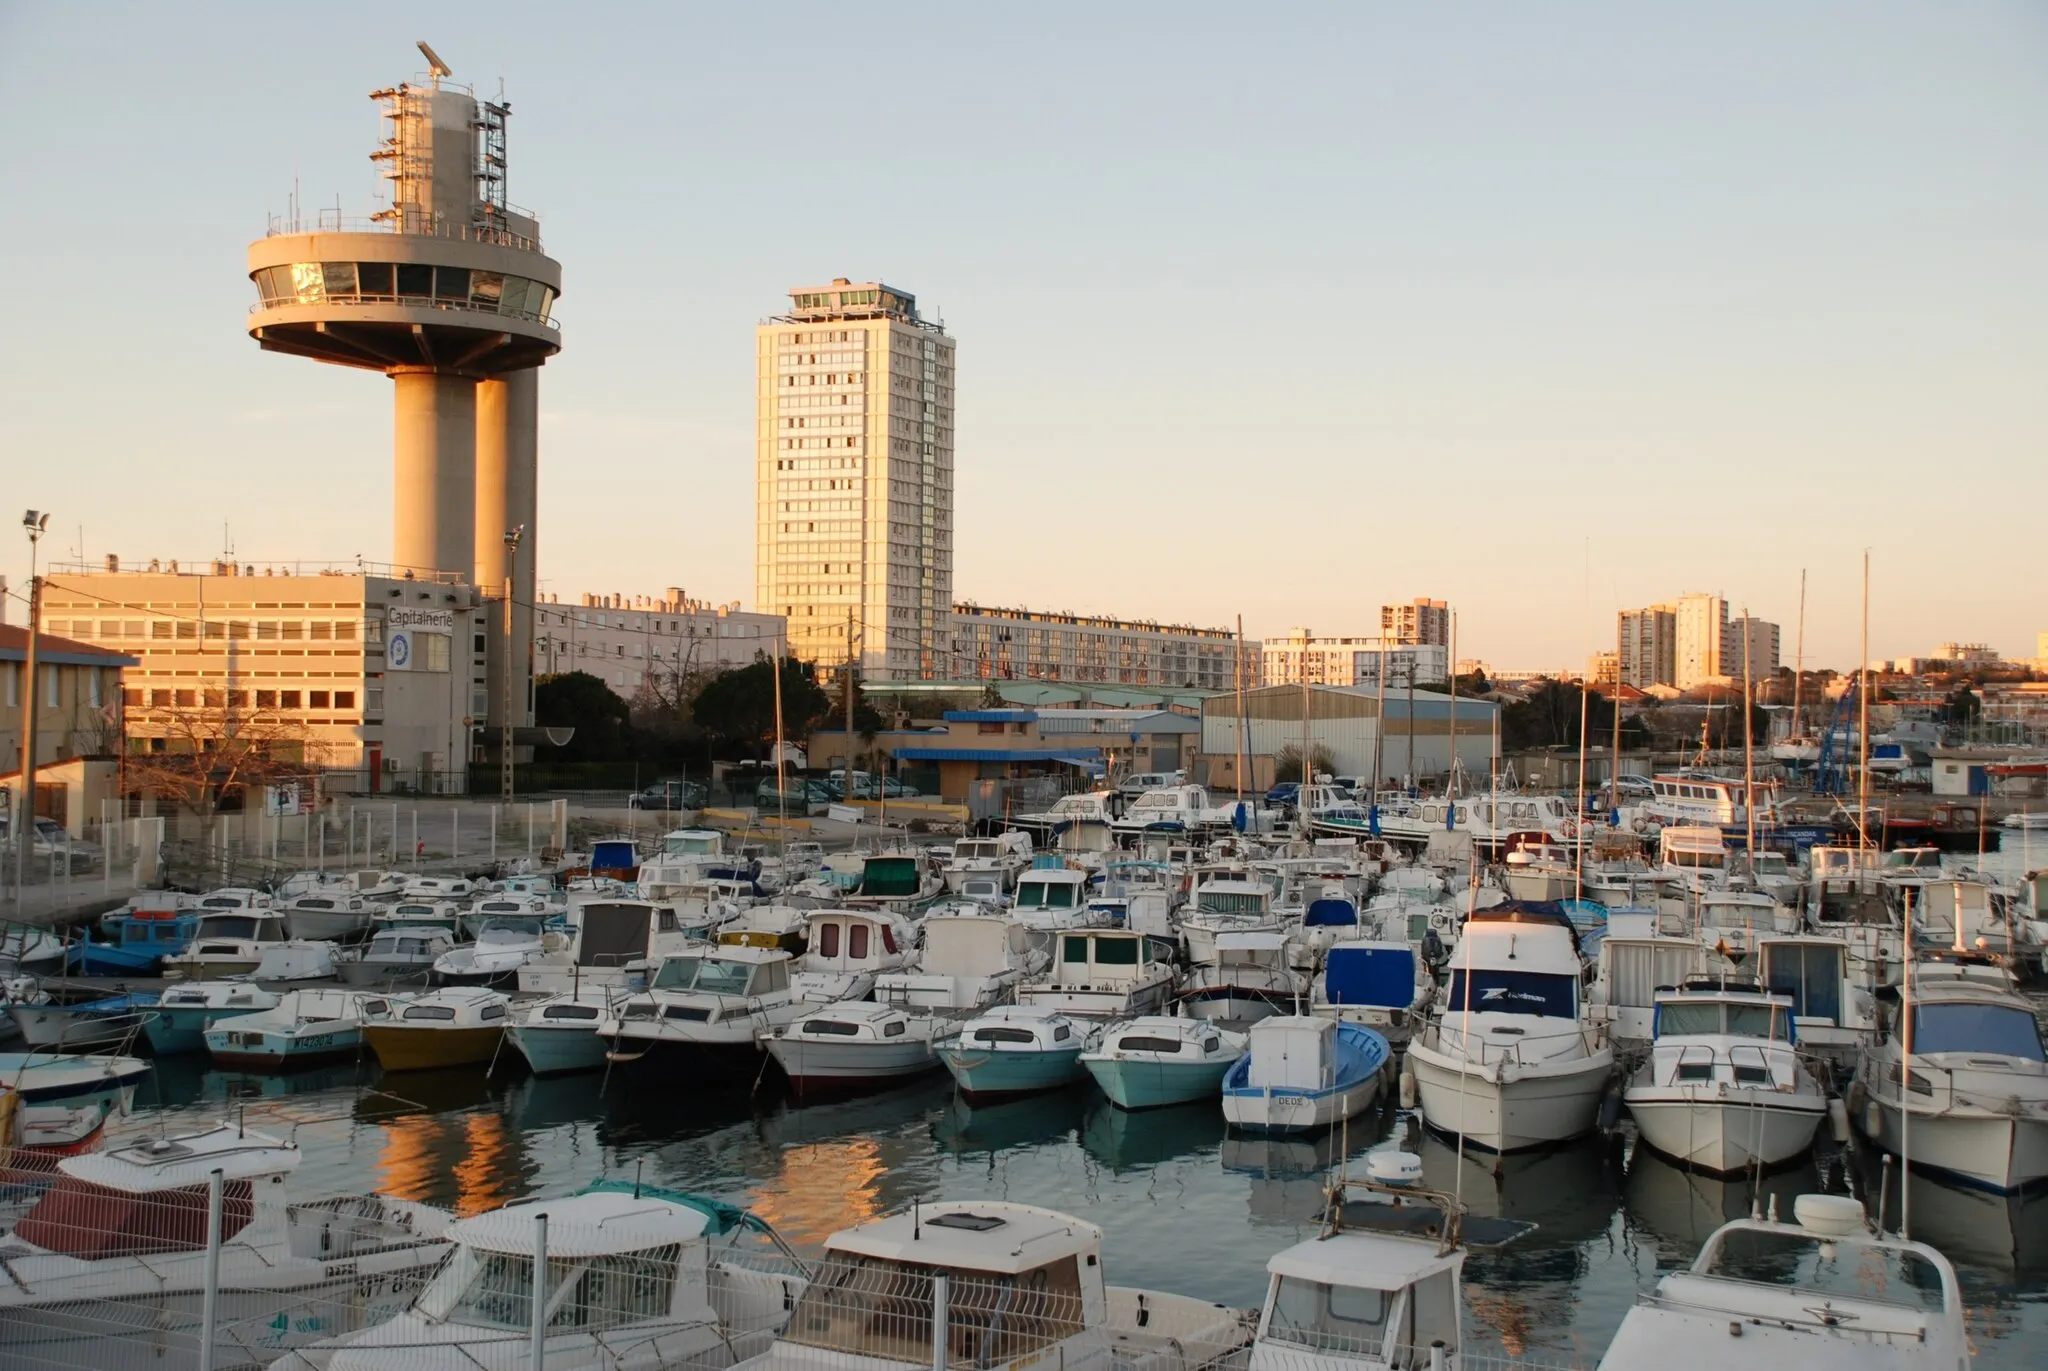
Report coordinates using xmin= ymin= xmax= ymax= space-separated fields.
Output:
xmin=392 ymin=369 xmax=477 ymax=578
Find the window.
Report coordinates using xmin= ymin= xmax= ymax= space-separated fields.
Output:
xmin=173 ymin=688 xmax=195 ymax=708
xmin=803 ymin=1018 xmax=862 ymax=1036
xmin=849 ymin=923 xmax=869 ymax=960
xmin=817 ymin=922 xmax=840 ymax=958
xmin=256 ymin=621 xmax=278 ymax=640
xmin=310 ymin=621 xmax=332 ymax=640
xmin=335 ymin=691 xmax=355 ymax=709
xmin=122 ymin=688 xmax=142 ymax=707
xmin=150 ymin=689 xmax=172 ymax=707
xmin=281 ymin=621 xmax=303 ymax=640
xmin=309 ymin=691 xmax=330 ymax=708
xmin=357 ymin=262 xmax=393 ymax=296
xmin=256 ymin=690 xmax=277 ymax=708
xmin=396 ymin=263 xmax=433 ymax=297
xmin=365 ymin=688 xmax=383 ymax=712
xmin=403 ymin=1005 xmax=457 ymax=1022
xmin=151 ymin=621 xmax=173 ymax=639
xmin=1266 ymin=1276 xmax=1392 ymax=1355
xmin=423 ymin=634 xmax=451 ymax=672
xmin=1912 ymin=1004 xmax=2046 ymax=1061
xmin=281 ymin=691 xmax=302 ymax=709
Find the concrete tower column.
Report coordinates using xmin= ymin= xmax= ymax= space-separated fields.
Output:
xmin=476 ymin=368 xmax=539 ymax=730
xmin=392 ymin=369 xmax=478 ymax=577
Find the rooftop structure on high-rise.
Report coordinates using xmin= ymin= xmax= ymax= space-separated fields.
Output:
xmin=757 ymin=280 xmax=955 ymax=681
xmin=1380 ymin=598 xmax=1451 ymax=647
xmin=242 ymin=45 xmax=560 ymax=755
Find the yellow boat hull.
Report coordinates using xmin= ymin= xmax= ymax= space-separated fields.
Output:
xmin=362 ymin=1024 xmax=505 ymax=1071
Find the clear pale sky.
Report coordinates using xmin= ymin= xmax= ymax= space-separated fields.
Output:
xmin=2 ymin=3 xmax=2042 ymax=671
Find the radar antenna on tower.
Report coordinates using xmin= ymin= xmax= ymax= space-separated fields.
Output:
xmin=417 ymin=40 xmax=452 ymax=81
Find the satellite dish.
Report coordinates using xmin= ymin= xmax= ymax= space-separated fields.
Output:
xmin=417 ymin=40 xmax=452 ymax=79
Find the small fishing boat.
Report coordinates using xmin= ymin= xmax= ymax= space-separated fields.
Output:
xmin=271 ymin=1180 xmax=803 ymax=1371
xmin=504 ymin=985 xmax=626 ymax=1075
xmin=874 ymin=909 xmax=1047 ymax=1014
xmin=761 ymin=1001 xmax=941 ymax=1095
xmin=336 ymin=926 xmax=456 ymax=988
xmin=1017 ymin=928 xmax=1176 ymax=1020
xmin=160 ymin=910 xmax=296 ymax=980
xmin=1081 ymin=1015 xmax=1245 ymax=1110
xmin=597 ymin=946 xmax=800 ymax=1079
xmin=1180 ymin=876 xmax=1285 ymax=967
xmin=142 ymin=982 xmax=280 ymax=1055
xmin=790 ymin=908 xmax=914 ymax=1003
xmin=936 ymin=1005 xmax=1100 ymax=1101
xmin=71 ymin=903 xmax=199 ymax=974
xmin=0 ymin=1050 xmax=152 ymax=1110
xmin=1222 ymin=1016 xmax=1389 ymax=1133
xmin=361 ymin=987 xmax=511 ymax=1071
xmin=400 ymin=874 xmax=475 ymax=902
xmin=1597 ymin=1194 xmax=1968 ymax=1371
xmin=372 ymin=899 xmax=466 ymax=939
xmin=278 ymin=891 xmax=375 ymax=942
xmin=1622 ymin=979 xmax=1829 ymax=1176
xmin=733 ymin=1199 xmax=1248 ymax=1371
xmin=1010 ymin=866 xmax=1106 ymax=949
xmin=431 ymin=918 xmax=557 ymax=988
xmin=203 ymin=988 xmax=401 ymax=1070
xmin=1177 ymin=931 xmax=1307 ymax=1027
xmin=0 ymin=1122 xmax=451 ymax=1371
xmin=10 ymin=993 xmax=157 ymax=1053
xmin=458 ymin=893 xmax=554 ymax=940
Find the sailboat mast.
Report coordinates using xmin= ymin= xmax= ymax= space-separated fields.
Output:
xmin=1792 ymin=568 xmax=1807 ymax=738
xmin=1446 ymin=612 xmax=1458 ymax=809
xmin=1575 ymin=677 xmax=1589 ymax=900
xmin=1859 ymin=552 xmax=1872 ymax=852
xmin=1233 ymin=615 xmax=1247 ymax=804
xmin=1743 ymin=604 xmax=1756 ymax=855
xmin=1610 ymin=610 xmax=1623 ymax=829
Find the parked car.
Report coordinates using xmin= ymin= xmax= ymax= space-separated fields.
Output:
xmin=1265 ymin=782 xmax=1300 ymax=809
xmin=628 ymin=778 xmax=708 ymax=810
xmin=850 ymin=776 xmax=921 ymax=800
xmin=1115 ymin=770 xmax=1185 ymax=800
xmin=755 ymin=779 xmax=833 ymax=814
xmin=0 ymin=816 xmax=101 ymax=865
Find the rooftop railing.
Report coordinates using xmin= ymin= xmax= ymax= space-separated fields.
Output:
xmin=264 ymin=207 xmax=545 ymax=253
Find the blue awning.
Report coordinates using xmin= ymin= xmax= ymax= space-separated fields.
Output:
xmin=891 ymin=746 xmax=1104 ymax=763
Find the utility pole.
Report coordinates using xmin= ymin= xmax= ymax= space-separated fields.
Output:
xmin=844 ymin=608 xmax=857 ymax=784
xmin=16 ymin=511 xmax=50 ymax=906
xmin=501 ymin=525 xmax=524 ymax=803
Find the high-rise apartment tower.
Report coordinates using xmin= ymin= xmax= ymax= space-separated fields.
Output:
xmin=1380 ymin=599 xmax=1450 ymax=646
xmin=757 ymin=281 xmax=955 ymax=680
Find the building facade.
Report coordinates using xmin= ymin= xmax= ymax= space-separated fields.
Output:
xmin=949 ymin=604 xmax=1247 ymax=689
xmin=535 ymin=591 xmax=786 ymax=699
xmin=1260 ymin=629 xmax=1448 ymax=688
xmin=1 ymin=626 xmax=135 ymax=776
xmin=40 ymin=562 xmax=484 ymax=792
xmin=1380 ymin=598 xmax=1450 ymax=646
xmin=1728 ymin=616 xmax=1782 ymax=677
xmin=1674 ymin=593 xmax=1731 ymax=689
xmin=1200 ymin=684 xmax=1498 ymax=786
xmin=756 ymin=280 xmax=955 ymax=681
xmin=1618 ymin=604 xmax=1677 ymax=688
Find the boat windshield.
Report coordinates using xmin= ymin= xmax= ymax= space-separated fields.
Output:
xmin=1911 ymin=1003 xmax=2046 ymax=1061
xmin=783 ymin=1254 xmax=1084 ymax=1362
xmin=1658 ymin=1001 xmax=1789 ymax=1040
xmin=1702 ymin=1229 xmax=1949 ymax=1315
xmin=1264 ymin=1275 xmax=1393 ymax=1355
xmin=199 ymin=916 xmax=264 ymax=939
xmin=1195 ymin=890 xmax=1266 ymax=916
xmin=415 ymin=1241 xmax=683 ymax=1330
xmin=1016 ymin=881 xmax=1076 ymax=910
xmin=1446 ymin=970 xmax=1576 ymax=1018
xmin=651 ymin=956 xmax=753 ymax=995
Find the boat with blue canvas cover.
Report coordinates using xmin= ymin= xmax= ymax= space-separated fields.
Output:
xmin=1222 ymin=1016 xmax=1390 ymax=1133
xmin=937 ymin=1004 xmax=1099 ymax=1101
xmin=72 ymin=906 xmax=199 ymax=975
xmin=1082 ymin=1015 xmax=1244 ymax=1109
xmin=1314 ymin=941 xmax=1433 ymax=1048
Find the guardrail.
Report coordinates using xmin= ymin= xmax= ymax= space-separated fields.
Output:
xmin=249 ymin=290 xmax=558 ymax=329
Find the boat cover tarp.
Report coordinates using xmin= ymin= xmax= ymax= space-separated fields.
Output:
xmin=590 ymin=840 xmax=639 ymax=870
xmin=14 ymin=1175 xmax=254 ymax=1256
xmin=1303 ymin=898 xmax=1359 ymax=928
xmin=858 ymin=858 xmax=921 ymax=898
xmin=577 ymin=903 xmax=652 ymax=969
xmin=1323 ymin=945 xmax=1416 ymax=1007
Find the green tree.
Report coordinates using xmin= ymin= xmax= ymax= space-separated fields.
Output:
xmin=535 ymin=671 xmax=633 ymax=762
xmin=1274 ymin=743 xmax=1337 ymax=784
xmin=1499 ymin=681 xmax=1653 ymax=752
xmin=691 ymin=656 xmax=833 ymax=759
xmin=1943 ymin=684 xmax=1982 ymax=727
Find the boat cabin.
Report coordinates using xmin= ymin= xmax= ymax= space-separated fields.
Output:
xmin=1657 ymin=825 xmax=1729 ymax=873
xmin=1320 ymin=943 xmax=1425 ymax=1029
xmin=1020 ymin=930 xmax=1174 ymax=1017
xmin=402 ymin=875 xmax=474 ymax=900
xmin=1648 ymin=981 xmax=1798 ymax=1088
xmin=662 ymin=829 xmax=724 ymax=858
xmin=187 ymin=910 xmax=289 ymax=946
xmin=1754 ymin=936 xmax=1861 ymax=1059
xmin=643 ymin=946 xmax=791 ymax=1003
xmin=195 ymin=887 xmax=273 ymax=911
xmin=379 ymin=900 xmax=464 ymax=931
xmin=1191 ymin=879 xmax=1274 ymax=920
xmin=1015 ymin=868 xmax=1089 ymax=912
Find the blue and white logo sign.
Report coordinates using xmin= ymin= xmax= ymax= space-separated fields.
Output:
xmin=387 ymin=629 xmax=414 ymax=671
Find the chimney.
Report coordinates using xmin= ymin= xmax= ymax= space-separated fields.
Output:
xmin=104 ymin=554 xmax=120 ymax=573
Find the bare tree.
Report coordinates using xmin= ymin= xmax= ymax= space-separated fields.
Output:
xmin=125 ymin=698 xmax=327 ymax=846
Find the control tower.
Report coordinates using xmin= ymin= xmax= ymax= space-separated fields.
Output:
xmin=245 ymin=45 xmax=559 ymax=749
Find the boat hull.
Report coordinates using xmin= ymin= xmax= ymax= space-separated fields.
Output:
xmin=506 ymin=1023 xmax=609 ymax=1075
xmin=1084 ymin=1055 xmax=1233 ymax=1110
xmin=765 ymin=1036 xmax=939 ymax=1093
xmin=1626 ymin=1092 xmax=1826 ymax=1176
xmin=596 ymin=1031 xmax=769 ymax=1083
xmin=1178 ymin=987 xmax=1296 ymax=1027
xmin=1861 ymin=1098 xmax=2048 ymax=1194
xmin=143 ymin=1005 xmax=267 ymax=1056
xmin=335 ymin=959 xmax=436 ymax=989
xmin=280 ymin=908 xmax=369 ymax=941
xmin=362 ymin=1024 xmax=505 ymax=1072
xmin=8 ymin=1005 xmax=144 ymax=1053
xmin=205 ymin=1025 xmax=366 ymax=1070
xmin=937 ymin=1044 xmax=1086 ymax=1101
xmin=1222 ymin=1073 xmax=1381 ymax=1133
xmin=173 ymin=958 xmax=264 ymax=981
xmin=1406 ymin=1045 xmax=1614 ymax=1152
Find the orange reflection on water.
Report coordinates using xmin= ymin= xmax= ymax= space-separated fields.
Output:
xmin=745 ymin=1137 xmax=887 ymax=1249
xmin=373 ymin=1109 xmax=516 ymax=1217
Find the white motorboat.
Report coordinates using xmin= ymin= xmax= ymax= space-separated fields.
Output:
xmin=1180 ymin=876 xmax=1284 ymax=967
xmin=1500 ymin=843 xmax=1578 ymax=902
xmin=730 ymin=1199 xmax=1248 ymax=1371
xmin=161 ymin=910 xmax=297 ymax=980
xmin=1221 ymin=1016 xmax=1389 ymax=1133
xmin=1248 ymin=1162 xmax=1534 ymax=1371
xmin=431 ymin=919 xmax=558 ymax=988
xmin=273 ymin=1180 xmax=804 ymax=1371
xmin=0 ymin=1123 xmax=450 ymax=1371
xmin=371 ymin=900 xmax=465 ymax=939
xmin=1007 ymin=790 xmax=1118 ymax=853
xmin=336 ymin=927 xmax=455 ymax=988
xmin=1017 ymin=929 xmax=1176 ymax=1020
xmin=278 ymin=891 xmax=375 ymax=942
xmin=761 ymin=1001 xmax=941 ymax=1094
xmin=400 ymin=874 xmax=474 ymax=902
xmin=1755 ymin=934 xmax=1876 ymax=1069
xmin=597 ymin=946 xmax=799 ymax=1080
xmin=1623 ymin=979 xmax=1828 ymax=1176
xmin=935 ymin=1005 xmax=1100 ymax=1101
xmin=1597 ymin=1194 xmax=1968 ymax=1371
xmin=361 ymin=987 xmax=511 ymax=1072
xmin=515 ymin=897 xmax=700 ymax=994
xmin=505 ymin=985 xmax=627 ymax=1075
xmin=203 ymin=988 xmax=402 ymax=1070
xmin=1010 ymin=867 xmax=1106 ymax=949
xmin=1177 ymin=931 xmax=1308 ymax=1026
xmin=459 ymin=893 xmax=554 ymax=940
xmin=1853 ymin=952 xmax=2048 ymax=1193
xmin=791 ymin=908 xmax=914 ymax=1003
xmin=1081 ymin=1015 xmax=1244 ymax=1110
xmin=874 ymin=910 xmax=1046 ymax=1015
xmin=1405 ymin=907 xmax=1615 ymax=1152
xmin=943 ymin=832 xmax=1033 ymax=892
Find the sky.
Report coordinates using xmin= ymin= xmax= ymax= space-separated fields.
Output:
xmin=2 ymin=3 xmax=2043 ymax=672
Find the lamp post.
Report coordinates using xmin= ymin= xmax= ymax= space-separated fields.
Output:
xmin=16 ymin=511 xmax=50 ymax=906
xmin=501 ymin=526 xmax=524 ymax=803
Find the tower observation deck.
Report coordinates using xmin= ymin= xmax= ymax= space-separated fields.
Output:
xmin=245 ymin=49 xmax=560 ymax=751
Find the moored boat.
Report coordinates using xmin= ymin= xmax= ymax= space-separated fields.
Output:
xmin=1081 ymin=1015 xmax=1244 ymax=1110
xmin=505 ymin=985 xmax=627 ymax=1075
xmin=361 ymin=987 xmax=511 ymax=1071
xmin=1221 ymin=1016 xmax=1389 ymax=1133
xmin=761 ymin=1001 xmax=941 ymax=1095
xmin=203 ymin=988 xmax=401 ymax=1070
xmin=142 ymin=982 xmax=280 ymax=1055
xmin=936 ymin=1005 xmax=1099 ymax=1101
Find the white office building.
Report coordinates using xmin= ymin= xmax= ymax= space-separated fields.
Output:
xmin=535 ymin=591 xmax=786 ymax=699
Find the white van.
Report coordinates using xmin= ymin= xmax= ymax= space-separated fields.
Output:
xmin=1115 ymin=770 xmax=1185 ymax=799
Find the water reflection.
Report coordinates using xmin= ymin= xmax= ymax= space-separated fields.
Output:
xmin=1080 ymin=1099 xmax=1226 ymax=1173
xmin=933 ymin=1086 xmax=1090 ymax=1157
xmin=1622 ymin=1143 xmax=1828 ymax=1265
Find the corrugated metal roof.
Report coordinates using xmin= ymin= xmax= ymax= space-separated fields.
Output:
xmin=942 ymin=709 xmax=1039 ymax=723
xmin=891 ymin=746 xmax=1104 ymax=763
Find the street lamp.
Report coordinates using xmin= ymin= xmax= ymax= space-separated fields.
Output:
xmin=15 ymin=511 xmax=50 ymax=904
xmin=501 ymin=526 xmax=524 ymax=803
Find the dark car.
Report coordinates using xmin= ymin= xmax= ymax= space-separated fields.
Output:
xmin=629 ymin=778 xmax=708 ymax=810
xmin=755 ymin=779 xmax=833 ymax=813
xmin=1265 ymin=782 xmax=1300 ymax=808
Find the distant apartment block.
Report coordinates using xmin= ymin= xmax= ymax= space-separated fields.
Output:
xmin=756 ymin=280 xmax=955 ymax=681
xmin=1261 ymin=629 xmax=1448 ymax=689
xmin=1380 ymin=598 xmax=1450 ymax=646
xmin=536 ymin=591 xmax=786 ymax=699
xmin=1729 ymin=615 xmax=1782 ymax=677
xmin=950 ymin=604 xmax=1249 ymax=689
xmin=1674 ymin=593 xmax=1732 ymax=689
xmin=1618 ymin=604 xmax=1677 ymax=688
